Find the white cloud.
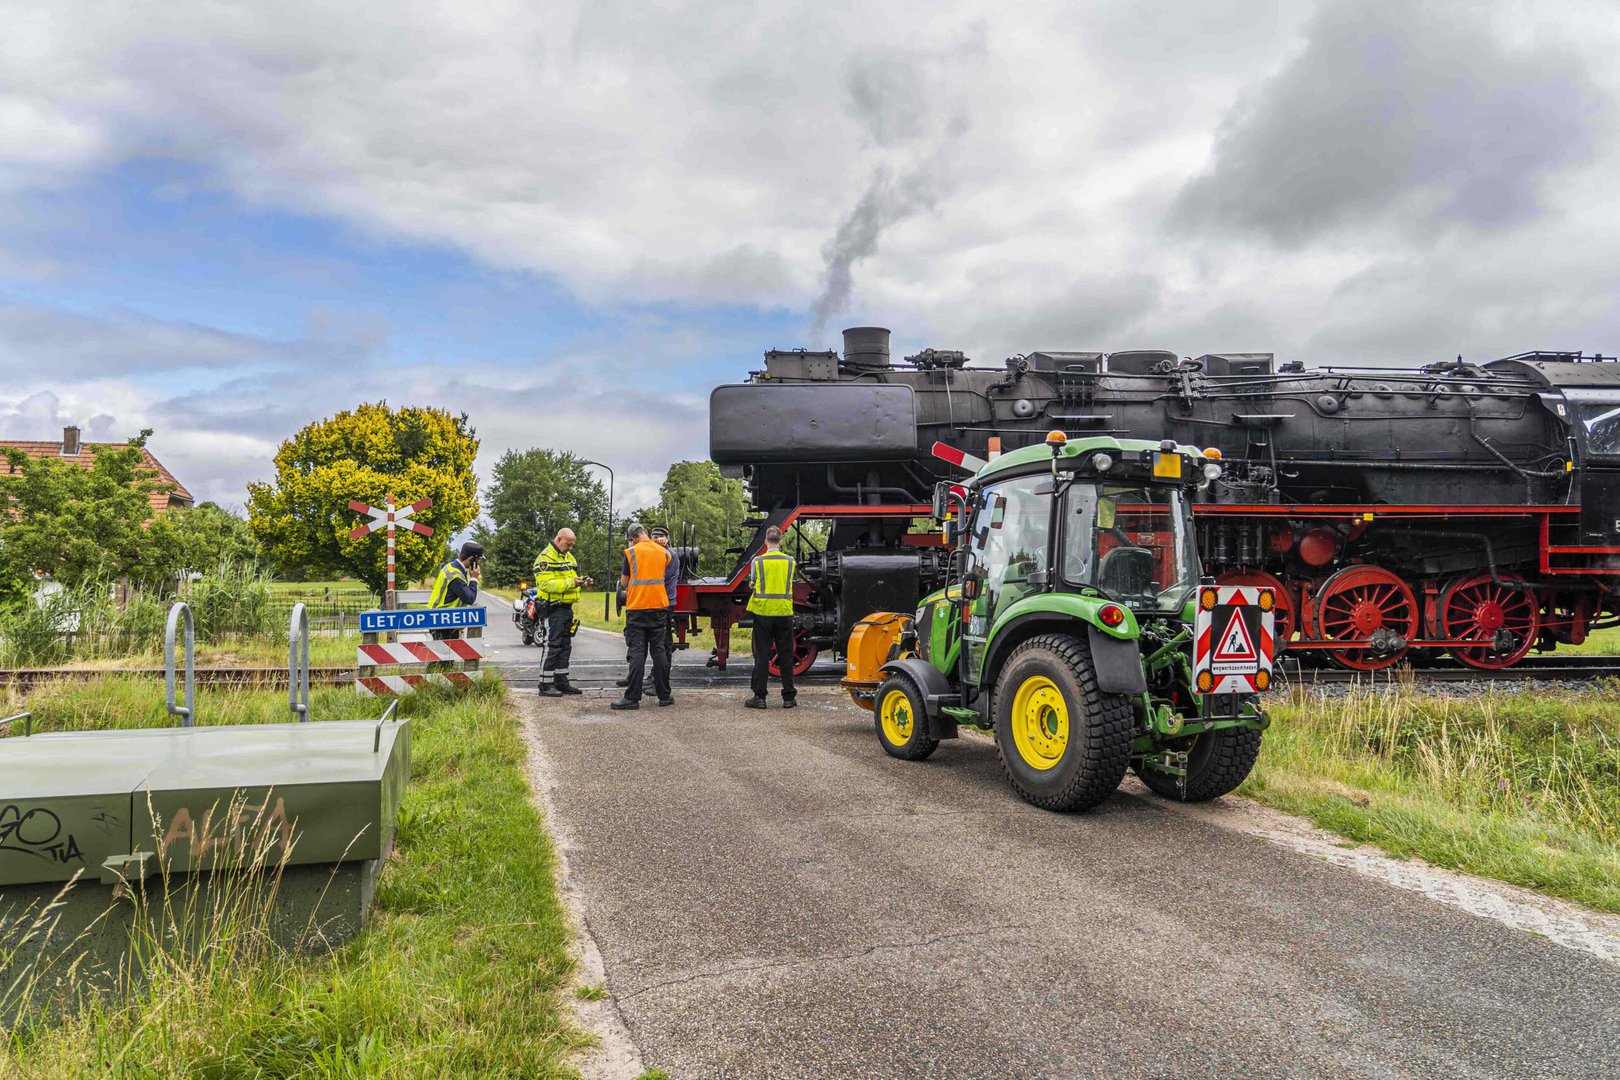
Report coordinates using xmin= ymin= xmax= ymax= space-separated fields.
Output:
xmin=3 ymin=0 xmax=1620 ymax=509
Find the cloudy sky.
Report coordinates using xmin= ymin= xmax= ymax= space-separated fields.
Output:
xmin=2 ymin=0 xmax=1617 ymax=510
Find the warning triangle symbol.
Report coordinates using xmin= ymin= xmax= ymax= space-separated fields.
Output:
xmin=1214 ymin=611 xmax=1257 ymax=663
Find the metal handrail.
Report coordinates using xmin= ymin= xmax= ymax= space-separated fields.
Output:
xmin=289 ymin=602 xmax=310 ymax=721
xmin=165 ymin=603 xmax=195 ymax=727
xmin=373 ymin=700 xmax=398 ymax=752
xmin=1 ymin=712 xmax=32 ymax=738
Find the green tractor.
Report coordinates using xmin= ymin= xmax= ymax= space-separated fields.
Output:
xmin=843 ymin=431 xmax=1278 ymax=811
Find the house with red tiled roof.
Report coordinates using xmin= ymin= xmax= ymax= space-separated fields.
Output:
xmin=0 ymin=426 xmax=193 ymax=514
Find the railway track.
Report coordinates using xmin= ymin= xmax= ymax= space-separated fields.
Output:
xmin=3 ymin=656 xmax=1616 ymax=693
xmin=1280 ymin=654 xmax=1620 ymax=685
xmin=0 ymin=666 xmax=356 ymax=690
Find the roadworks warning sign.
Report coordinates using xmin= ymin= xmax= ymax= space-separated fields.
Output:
xmin=1212 ymin=610 xmax=1258 ymax=675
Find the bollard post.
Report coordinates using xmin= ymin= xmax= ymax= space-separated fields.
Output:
xmin=289 ymin=601 xmax=310 ymax=721
xmin=165 ymin=602 xmax=195 ymax=727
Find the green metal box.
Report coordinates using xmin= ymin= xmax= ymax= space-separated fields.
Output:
xmin=1 ymin=719 xmax=409 ymax=1016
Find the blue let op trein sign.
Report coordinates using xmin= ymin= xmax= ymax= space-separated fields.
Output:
xmin=359 ymin=606 xmax=487 ymax=634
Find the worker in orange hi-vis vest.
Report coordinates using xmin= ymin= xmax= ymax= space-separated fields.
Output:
xmin=610 ymin=523 xmax=677 ymax=710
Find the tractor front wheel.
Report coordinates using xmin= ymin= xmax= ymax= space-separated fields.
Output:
xmin=993 ymin=634 xmax=1133 ymax=811
xmin=874 ymin=675 xmax=938 ymax=761
xmin=1134 ymin=726 xmax=1262 ymax=802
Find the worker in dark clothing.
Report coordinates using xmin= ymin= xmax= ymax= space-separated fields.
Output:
xmin=428 ymin=541 xmax=483 ymax=639
xmin=611 ymin=523 xmax=677 ymax=710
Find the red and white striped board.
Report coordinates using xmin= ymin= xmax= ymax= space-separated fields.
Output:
xmin=357 ymin=671 xmax=482 ymax=697
xmin=1192 ymin=585 xmax=1277 ymax=694
xmin=357 ymin=638 xmax=488 ymax=666
xmin=931 ymin=441 xmax=989 ymax=474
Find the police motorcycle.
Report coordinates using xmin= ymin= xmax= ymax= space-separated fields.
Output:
xmin=512 ymin=584 xmax=543 ymax=646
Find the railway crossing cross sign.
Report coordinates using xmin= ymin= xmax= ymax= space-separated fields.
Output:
xmin=347 ymin=495 xmax=433 ymax=609
xmin=1193 ymin=585 xmax=1276 ymax=694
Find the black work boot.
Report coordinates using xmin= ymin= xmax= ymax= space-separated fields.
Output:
xmin=743 ymin=696 xmax=767 ymax=710
xmin=556 ymin=679 xmax=583 ymax=696
xmin=609 ymin=698 xmax=639 ymax=710
xmin=782 ymin=697 xmax=798 ymax=709
xmin=539 ymin=683 xmax=563 ymax=698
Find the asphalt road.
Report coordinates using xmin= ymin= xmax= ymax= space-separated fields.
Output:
xmin=521 ymin=688 xmax=1620 ymax=1080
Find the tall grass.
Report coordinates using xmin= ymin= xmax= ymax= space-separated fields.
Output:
xmin=1246 ymin=681 xmax=1620 ymax=912
xmin=0 ymin=565 xmax=361 ymax=669
xmin=2 ymin=677 xmax=587 ymax=1077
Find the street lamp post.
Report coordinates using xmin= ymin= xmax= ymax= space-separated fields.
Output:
xmin=580 ymin=460 xmax=614 ymax=620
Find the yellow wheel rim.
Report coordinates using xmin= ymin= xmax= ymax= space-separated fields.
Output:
xmin=1010 ymin=675 xmax=1069 ymax=771
xmin=879 ymin=688 xmax=913 ymax=746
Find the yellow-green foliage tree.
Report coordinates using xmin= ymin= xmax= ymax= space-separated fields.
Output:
xmin=247 ymin=403 xmax=479 ymax=593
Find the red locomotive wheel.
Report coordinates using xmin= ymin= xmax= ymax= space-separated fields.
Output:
xmin=1216 ymin=570 xmax=1294 ymax=650
xmin=1311 ymin=565 xmax=1418 ymax=671
xmin=768 ymin=630 xmax=819 ymax=677
xmin=1442 ymin=573 xmax=1539 ymax=670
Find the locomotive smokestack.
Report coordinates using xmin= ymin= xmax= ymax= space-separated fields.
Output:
xmin=842 ymin=326 xmax=891 ymax=369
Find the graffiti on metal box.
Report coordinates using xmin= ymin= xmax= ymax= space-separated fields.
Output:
xmin=0 ymin=804 xmax=84 ymax=865
xmin=159 ymin=797 xmax=294 ymax=861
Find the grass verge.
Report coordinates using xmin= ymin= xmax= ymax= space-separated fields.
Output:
xmin=3 ymin=677 xmax=587 ymax=1078
xmin=1242 ymin=681 xmax=1620 ymax=913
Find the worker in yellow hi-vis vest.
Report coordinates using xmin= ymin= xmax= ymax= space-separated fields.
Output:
xmin=427 ymin=541 xmax=483 ymax=640
xmin=743 ymin=526 xmax=797 ymax=710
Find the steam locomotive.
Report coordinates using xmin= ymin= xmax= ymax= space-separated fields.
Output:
xmin=673 ymin=327 xmax=1620 ymax=672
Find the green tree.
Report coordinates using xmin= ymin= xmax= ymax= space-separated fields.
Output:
xmin=652 ymin=461 xmax=751 ymax=577
xmin=0 ymin=431 xmax=174 ymax=603
xmin=246 ymin=403 xmax=479 ymax=593
xmin=154 ymin=502 xmax=260 ymax=573
xmin=473 ymin=449 xmax=610 ymax=587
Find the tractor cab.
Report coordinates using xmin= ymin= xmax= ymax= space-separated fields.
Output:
xmin=844 ymin=432 xmax=1275 ymax=812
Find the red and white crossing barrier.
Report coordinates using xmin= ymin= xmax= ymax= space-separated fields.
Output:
xmin=357 ymin=671 xmax=479 ymax=696
xmin=356 ymin=638 xmax=487 ymax=666
xmin=931 ymin=441 xmax=988 ymax=474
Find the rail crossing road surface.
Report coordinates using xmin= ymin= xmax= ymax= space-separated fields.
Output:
xmin=516 ymin=688 xmax=1620 ymax=1080
xmin=475 ymin=597 xmax=802 ymax=689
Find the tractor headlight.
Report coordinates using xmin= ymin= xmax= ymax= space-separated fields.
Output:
xmin=1091 ymin=453 xmax=1113 ymax=472
xmin=1202 ymin=462 xmax=1223 ymax=481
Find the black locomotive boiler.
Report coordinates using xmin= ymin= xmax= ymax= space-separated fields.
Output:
xmin=679 ymin=327 xmax=1620 ymax=672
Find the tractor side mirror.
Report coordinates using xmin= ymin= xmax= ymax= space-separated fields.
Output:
xmin=944 ymin=519 xmax=961 ymax=546
xmin=931 ymin=481 xmax=952 ymax=522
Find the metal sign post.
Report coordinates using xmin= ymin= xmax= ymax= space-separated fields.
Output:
xmin=347 ymin=496 xmax=434 ymax=611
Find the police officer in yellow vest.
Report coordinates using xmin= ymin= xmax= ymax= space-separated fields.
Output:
xmin=428 ymin=541 xmax=483 ymax=639
xmin=534 ymin=527 xmax=593 ymax=697
xmin=611 ymin=523 xmax=676 ymax=710
xmin=743 ymin=526 xmax=798 ymax=709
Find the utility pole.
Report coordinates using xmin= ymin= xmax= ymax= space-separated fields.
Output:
xmin=580 ymin=460 xmax=614 ymax=620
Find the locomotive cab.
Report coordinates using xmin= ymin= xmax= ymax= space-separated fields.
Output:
xmin=1488 ymin=353 xmax=1620 ymax=549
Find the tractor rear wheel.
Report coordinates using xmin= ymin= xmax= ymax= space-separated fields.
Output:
xmin=993 ymin=634 xmax=1133 ymax=811
xmin=874 ymin=675 xmax=938 ymax=761
xmin=1134 ymin=725 xmax=1262 ymax=802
